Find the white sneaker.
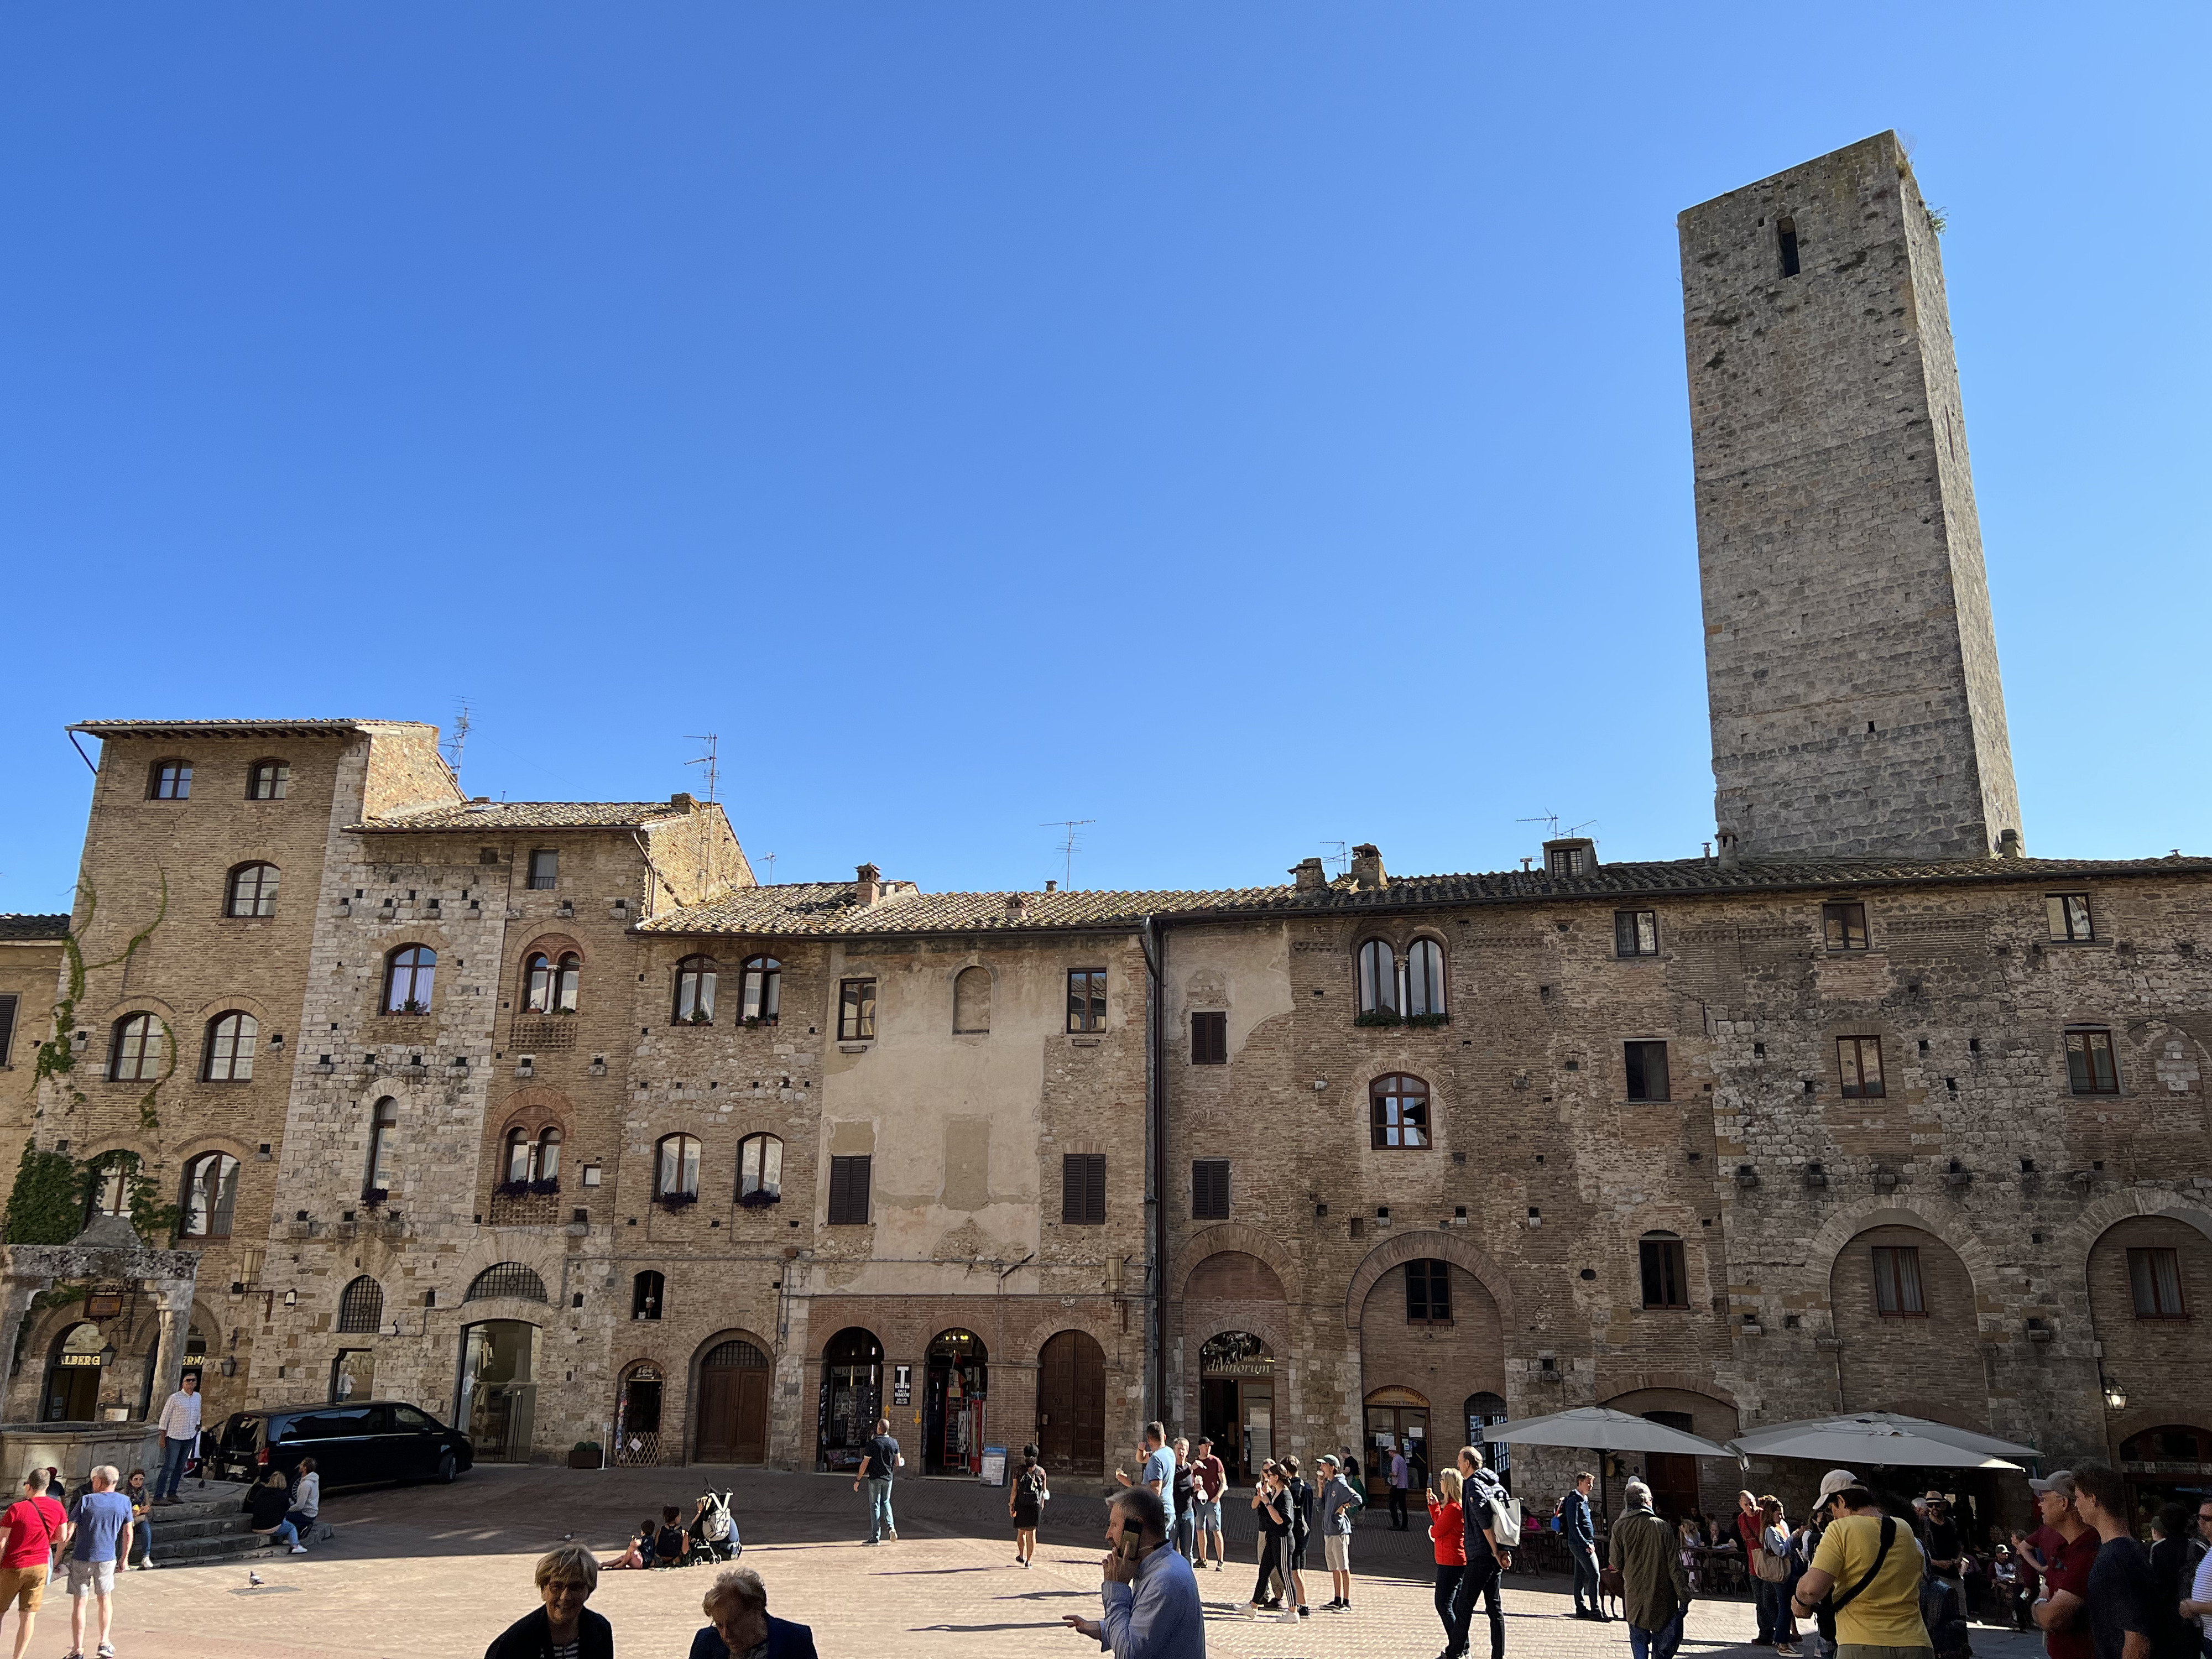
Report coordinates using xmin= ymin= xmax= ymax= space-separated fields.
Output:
xmin=290 ymin=1544 xmax=308 ymax=1553
xmin=1277 ymin=1609 xmax=1300 ymax=1623
xmin=1243 ymin=1603 xmax=1263 ymax=1618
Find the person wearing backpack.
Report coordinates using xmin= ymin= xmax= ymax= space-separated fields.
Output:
xmin=1280 ymin=1455 xmax=1313 ymax=1619
xmin=1008 ymin=1448 xmax=1047 ymax=1568
xmin=1451 ymin=1446 xmax=1514 ymax=1659
xmin=1791 ymin=1470 xmax=1932 ymax=1659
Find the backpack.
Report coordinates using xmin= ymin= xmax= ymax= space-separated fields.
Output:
xmin=699 ymin=1490 xmax=736 ymax=1547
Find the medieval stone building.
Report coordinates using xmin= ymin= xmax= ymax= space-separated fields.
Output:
xmin=5 ymin=132 xmax=2207 ymax=1527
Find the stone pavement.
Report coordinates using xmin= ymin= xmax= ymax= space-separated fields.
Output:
xmin=28 ymin=1466 xmax=2052 ymax=1659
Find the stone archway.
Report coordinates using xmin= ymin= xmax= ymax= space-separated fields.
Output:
xmin=1827 ymin=1223 xmax=1989 ymax=1428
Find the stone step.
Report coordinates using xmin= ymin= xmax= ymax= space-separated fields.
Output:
xmin=145 ymin=1512 xmax=257 ymax=1542
xmin=150 ymin=1530 xmax=284 ymax=1567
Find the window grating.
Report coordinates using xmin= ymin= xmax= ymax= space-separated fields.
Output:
xmin=337 ymin=1275 xmax=385 ymax=1333
xmin=465 ymin=1262 xmax=548 ymax=1303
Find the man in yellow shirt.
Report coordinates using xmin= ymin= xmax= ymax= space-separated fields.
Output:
xmin=1791 ymin=1470 xmax=1932 ymax=1659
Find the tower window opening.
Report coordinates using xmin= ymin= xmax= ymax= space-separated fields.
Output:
xmin=1778 ymin=216 xmax=1801 ymax=278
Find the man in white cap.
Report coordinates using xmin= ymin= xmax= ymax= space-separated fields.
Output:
xmin=1792 ymin=1470 xmax=1931 ymax=1659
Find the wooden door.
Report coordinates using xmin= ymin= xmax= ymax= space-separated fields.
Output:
xmin=732 ymin=1369 xmax=769 ymax=1463
xmin=1646 ymin=1452 xmax=1700 ymax=1525
xmin=696 ymin=1338 xmax=771 ymax=1464
xmin=1037 ymin=1331 xmax=1105 ymax=1474
xmin=696 ymin=1370 xmax=742 ymax=1463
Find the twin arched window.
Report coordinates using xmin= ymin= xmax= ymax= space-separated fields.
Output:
xmin=384 ymin=946 xmax=436 ymax=1014
xmin=739 ymin=1133 xmax=782 ymax=1203
xmin=227 ymin=863 xmax=279 ymax=917
xmin=674 ymin=956 xmax=717 ymax=1024
xmin=1370 ymin=1073 xmax=1431 ymax=1149
xmin=108 ymin=1014 xmax=168 ymax=1082
xmin=179 ymin=1152 xmax=241 ymax=1238
xmin=502 ymin=1126 xmax=562 ymax=1187
xmin=202 ymin=1012 xmax=257 ymax=1081
xmin=656 ymin=1134 xmax=701 ymax=1199
xmin=525 ymin=952 xmax=580 ymax=1014
xmin=1356 ymin=938 xmax=1446 ymax=1020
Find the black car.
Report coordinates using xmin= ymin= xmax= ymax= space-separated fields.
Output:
xmin=213 ymin=1400 xmax=473 ymax=1488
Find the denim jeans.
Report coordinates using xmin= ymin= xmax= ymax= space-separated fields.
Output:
xmin=1450 ymin=1556 xmax=1504 ymax=1659
xmin=1630 ymin=1606 xmax=1686 ymax=1659
xmin=128 ymin=1515 xmax=152 ymax=1565
xmin=1571 ymin=1541 xmax=1601 ymax=1611
xmin=1173 ymin=1510 xmax=1195 ymax=1559
xmin=866 ymin=1477 xmax=895 ymax=1542
xmin=154 ymin=1436 xmax=194 ymax=1501
xmin=1434 ymin=1564 xmax=1464 ymax=1640
xmin=261 ymin=1519 xmax=299 ymax=1548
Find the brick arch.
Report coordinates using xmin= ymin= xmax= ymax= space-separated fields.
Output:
xmin=2062 ymin=1191 xmax=2212 ymax=1259
xmin=1170 ymin=1224 xmax=1304 ymax=1306
xmin=448 ymin=1244 xmax=564 ymax=1310
xmin=493 ymin=1085 xmax=575 ymax=1140
xmin=517 ymin=930 xmax=588 ymax=966
xmin=1599 ymin=1370 xmax=1740 ymax=1410
xmin=2106 ymin=1406 xmax=2212 ymax=1450
xmin=182 ymin=992 xmax=277 ymax=1029
xmin=1799 ymin=1198 xmax=2000 ymax=1311
xmin=1342 ymin=1230 xmax=1514 ymax=1333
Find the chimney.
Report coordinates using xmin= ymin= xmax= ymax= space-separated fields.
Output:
xmin=1996 ymin=828 xmax=2025 ymax=860
xmin=1349 ymin=844 xmax=1386 ymax=890
xmin=669 ymin=792 xmax=696 ymax=812
xmin=1290 ymin=857 xmax=1326 ymax=890
xmin=1716 ymin=829 xmax=1741 ymax=872
xmin=1045 ymin=880 xmax=1057 ymax=893
xmin=854 ymin=863 xmax=882 ymax=907
xmin=1005 ymin=893 xmax=1029 ymax=921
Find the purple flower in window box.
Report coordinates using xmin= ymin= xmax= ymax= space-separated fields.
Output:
xmin=494 ymin=1178 xmax=531 ymax=1198
xmin=737 ymin=1188 xmax=781 ymax=1209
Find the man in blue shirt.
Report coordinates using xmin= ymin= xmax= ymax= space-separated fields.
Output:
xmin=1116 ymin=1423 xmax=1177 ymax=1547
xmin=1064 ymin=1485 xmax=1204 ymax=1659
xmin=1563 ymin=1470 xmax=1605 ymax=1620
xmin=62 ymin=1465 xmax=134 ymax=1659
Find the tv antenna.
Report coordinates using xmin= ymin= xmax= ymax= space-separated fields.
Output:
xmin=1041 ymin=820 xmax=1094 ymax=890
xmin=1516 ymin=810 xmax=1561 ymax=840
xmin=444 ymin=700 xmax=473 ymax=777
xmin=685 ymin=733 xmax=719 ymax=804
xmin=1321 ymin=841 xmax=1349 ymax=878
xmin=761 ymin=852 xmax=777 ymax=884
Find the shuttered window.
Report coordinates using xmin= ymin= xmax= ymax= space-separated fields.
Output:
xmin=1061 ymin=1154 xmax=1105 ymax=1225
xmin=0 ymin=994 xmax=17 ymax=1067
xmin=827 ymin=1155 xmax=872 ymax=1225
xmin=1191 ymin=1159 xmax=1230 ymax=1220
xmin=1190 ymin=1011 xmax=1227 ymax=1066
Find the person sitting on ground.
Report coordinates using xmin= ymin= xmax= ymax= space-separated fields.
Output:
xmin=246 ymin=1470 xmax=307 ymax=1554
xmin=484 ymin=1543 xmax=612 ymax=1659
xmin=690 ymin=1564 xmax=817 ymax=1659
xmin=601 ymin=1519 xmax=656 ymax=1571
xmin=655 ymin=1506 xmax=690 ymax=1568
xmin=284 ymin=1457 xmax=321 ymax=1546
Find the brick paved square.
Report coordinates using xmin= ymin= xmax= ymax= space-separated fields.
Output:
xmin=21 ymin=1468 xmax=2051 ymax=1659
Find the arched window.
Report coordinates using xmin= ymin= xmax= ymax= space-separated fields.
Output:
xmin=179 ymin=1151 xmax=240 ymax=1238
xmin=738 ymin=1134 xmax=783 ymax=1203
xmin=953 ymin=966 xmax=991 ymax=1034
xmin=148 ymin=759 xmax=191 ymax=800
xmin=86 ymin=1152 xmax=134 ymax=1220
xmin=108 ymin=1014 xmax=167 ymax=1082
xmin=503 ymin=1128 xmax=531 ymax=1184
xmin=247 ymin=759 xmax=290 ymax=800
xmin=524 ymin=954 xmax=552 ymax=1013
xmin=202 ymin=1011 xmax=258 ymax=1081
xmin=552 ymin=954 xmax=580 ymax=1014
xmin=536 ymin=1128 xmax=561 ymax=1183
xmin=226 ymin=863 xmax=280 ymax=918
xmin=523 ymin=952 xmax=581 ymax=1014
xmin=465 ymin=1262 xmax=547 ymax=1303
xmin=1405 ymin=938 xmax=1446 ymax=1018
xmin=1356 ymin=941 xmax=1396 ymax=1016
xmin=364 ymin=1097 xmax=398 ymax=1196
xmin=674 ymin=956 xmax=717 ymax=1024
xmin=632 ymin=1270 xmax=664 ymax=1321
xmin=656 ymin=1134 xmax=701 ymax=1200
xmin=1369 ymin=1073 xmax=1430 ymax=1149
xmin=500 ymin=1125 xmax=562 ymax=1188
xmin=337 ymin=1275 xmax=384 ymax=1333
xmin=740 ymin=957 xmax=780 ymax=1022
xmin=383 ymin=946 xmax=436 ymax=1013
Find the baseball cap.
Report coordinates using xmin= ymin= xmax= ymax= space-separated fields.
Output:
xmin=2029 ymin=1471 xmax=2078 ymax=1500
xmin=1816 ymin=1469 xmax=1859 ymax=1501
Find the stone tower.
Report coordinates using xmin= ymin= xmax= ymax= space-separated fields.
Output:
xmin=1680 ymin=131 xmax=2022 ymax=862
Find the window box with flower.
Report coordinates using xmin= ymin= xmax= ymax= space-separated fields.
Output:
xmin=737 ymin=1188 xmax=781 ymax=1209
xmin=655 ymin=1191 xmax=698 ymax=1213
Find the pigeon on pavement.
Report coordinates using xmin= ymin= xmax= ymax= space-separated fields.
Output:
xmin=248 ymin=1570 xmax=264 ymax=1587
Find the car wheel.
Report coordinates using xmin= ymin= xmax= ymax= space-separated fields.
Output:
xmin=437 ymin=1452 xmax=458 ymax=1484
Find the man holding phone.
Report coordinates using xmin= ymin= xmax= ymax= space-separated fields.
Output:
xmin=1063 ymin=1486 xmax=1204 ymax=1658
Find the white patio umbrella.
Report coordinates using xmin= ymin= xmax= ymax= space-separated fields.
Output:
xmin=1484 ymin=1406 xmax=1739 ymax=1459
xmin=1729 ymin=1412 xmax=2037 ymax=1470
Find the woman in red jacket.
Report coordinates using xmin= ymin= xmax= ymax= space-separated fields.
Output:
xmin=1428 ymin=1467 xmax=1467 ymax=1649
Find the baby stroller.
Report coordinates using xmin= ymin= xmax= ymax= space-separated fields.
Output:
xmin=695 ymin=1489 xmax=740 ymax=1564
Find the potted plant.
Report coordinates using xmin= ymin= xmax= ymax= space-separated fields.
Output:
xmin=493 ymin=1178 xmax=532 ymax=1199
xmin=656 ymin=1191 xmax=698 ymax=1213
xmin=737 ymin=1188 xmax=781 ymax=1209
xmin=568 ymin=1440 xmax=603 ymax=1470
xmin=529 ymin=1176 xmax=561 ymax=1196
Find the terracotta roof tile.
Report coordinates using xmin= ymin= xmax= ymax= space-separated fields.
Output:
xmin=0 ymin=915 xmax=71 ymax=941
xmin=353 ymin=801 xmax=695 ymax=833
xmin=70 ymin=718 xmax=430 ymax=738
xmin=639 ymin=854 xmax=2212 ymax=938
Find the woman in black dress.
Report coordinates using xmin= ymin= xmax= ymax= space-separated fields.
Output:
xmin=1009 ymin=1445 xmax=1047 ymax=1567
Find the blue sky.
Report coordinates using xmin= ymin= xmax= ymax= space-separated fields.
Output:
xmin=3 ymin=6 xmax=2206 ymax=912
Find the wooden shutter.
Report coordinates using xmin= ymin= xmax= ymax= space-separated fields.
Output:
xmin=1062 ymin=1154 xmax=1104 ymax=1224
xmin=829 ymin=1155 xmax=872 ymax=1225
xmin=1191 ymin=1011 xmax=1227 ymax=1065
xmin=1084 ymin=1154 xmax=1105 ymax=1224
xmin=1192 ymin=1159 xmax=1229 ymax=1219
